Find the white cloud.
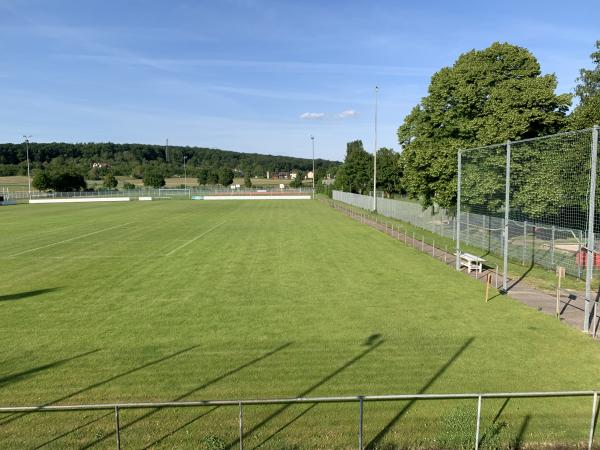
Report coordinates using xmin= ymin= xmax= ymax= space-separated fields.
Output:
xmin=300 ymin=112 xmax=325 ymax=120
xmin=338 ymin=109 xmax=358 ymax=118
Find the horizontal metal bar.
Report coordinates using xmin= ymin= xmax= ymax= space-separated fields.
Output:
xmin=0 ymin=391 xmax=595 ymax=413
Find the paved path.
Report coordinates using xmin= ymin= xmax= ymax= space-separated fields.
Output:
xmin=330 ymin=201 xmax=600 ymax=339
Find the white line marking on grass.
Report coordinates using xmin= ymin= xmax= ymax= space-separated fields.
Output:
xmin=8 ymin=222 xmax=135 ymax=257
xmin=165 ymin=221 xmax=226 ymax=256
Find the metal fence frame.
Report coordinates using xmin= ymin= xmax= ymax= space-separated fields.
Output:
xmin=1 ymin=390 xmax=598 ymax=450
xmin=457 ymin=126 xmax=600 ymax=332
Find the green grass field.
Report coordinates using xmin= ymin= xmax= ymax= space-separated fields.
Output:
xmin=2 ymin=200 xmax=600 ymax=449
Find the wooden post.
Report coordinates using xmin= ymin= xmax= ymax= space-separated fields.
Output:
xmin=485 ymin=273 xmax=492 ymax=303
xmin=556 ymin=266 xmax=565 ymax=319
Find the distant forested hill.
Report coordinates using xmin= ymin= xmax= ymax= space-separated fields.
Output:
xmin=0 ymin=142 xmax=340 ymax=179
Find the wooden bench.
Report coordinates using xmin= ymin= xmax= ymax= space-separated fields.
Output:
xmin=457 ymin=252 xmax=486 ymax=273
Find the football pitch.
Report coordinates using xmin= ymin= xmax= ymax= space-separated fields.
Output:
xmin=2 ymin=200 xmax=600 ymax=449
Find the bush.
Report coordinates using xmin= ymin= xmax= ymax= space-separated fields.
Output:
xmin=143 ymin=171 xmax=165 ymax=188
xmin=102 ymin=174 xmax=118 ymax=189
xmin=290 ymin=172 xmax=303 ymax=188
xmin=122 ymin=182 xmax=136 ymax=190
xmin=218 ymin=167 xmax=234 ymax=186
xmin=32 ymin=169 xmax=86 ymax=191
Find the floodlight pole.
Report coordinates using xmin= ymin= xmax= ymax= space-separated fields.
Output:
xmin=311 ymin=135 xmax=315 ymax=200
xmin=23 ymin=135 xmax=32 ymax=198
xmin=502 ymin=141 xmax=511 ymax=292
xmin=455 ymin=149 xmax=462 ymax=271
xmin=183 ymin=155 xmax=187 ymax=189
xmin=373 ymin=86 xmax=378 ymax=212
xmin=584 ymin=125 xmax=599 ymax=333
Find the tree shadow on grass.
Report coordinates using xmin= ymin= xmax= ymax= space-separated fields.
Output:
xmin=253 ymin=403 xmax=317 ymax=449
xmin=478 ymin=398 xmax=510 ymax=448
xmin=0 ymin=344 xmax=204 ymax=427
xmin=79 ymin=342 xmax=293 ymax=449
xmin=365 ymin=337 xmax=474 ymax=450
xmin=0 ymin=288 xmax=60 ymax=302
xmin=0 ymin=349 xmax=100 ymax=388
xmin=512 ymin=415 xmax=530 ymax=449
xmin=141 ymin=406 xmax=220 ymax=450
xmin=32 ymin=411 xmax=112 ymax=449
xmin=223 ymin=337 xmax=385 ymax=450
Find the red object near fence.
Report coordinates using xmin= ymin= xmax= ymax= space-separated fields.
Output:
xmin=576 ymin=248 xmax=600 ymax=267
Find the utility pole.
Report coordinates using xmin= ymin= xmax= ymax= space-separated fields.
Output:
xmin=373 ymin=86 xmax=378 ymax=211
xmin=23 ymin=135 xmax=32 ymax=198
xmin=311 ymin=135 xmax=315 ymax=199
xmin=183 ymin=155 xmax=187 ymax=189
xmin=165 ymin=138 xmax=169 ymax=163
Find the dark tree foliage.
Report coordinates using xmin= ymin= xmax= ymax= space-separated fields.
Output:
xmin=102 ymin=173 xmax=118 ymax=189
xmin=570 ymin=41 xmax=600 ymax=130
xmin=32 ymin=169 xmax=86 ymax=192
xmin=143 ymin=171 xmax=166 ymax=188
xmin=333 ymin=140 xmax=372 ymax=194
xmin=218 ymin=167 xmax=234 ymax=186
xmin=244 ymin=173 xmax=252 ymax=188
xmin=398 ymin=42 xmax=571 ymax=208
xmin=0 ymin=142 xmax=340 ymax=179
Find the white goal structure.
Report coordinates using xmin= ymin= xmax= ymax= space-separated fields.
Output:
xmin=157 ymin=188 xmax=191 ymax=198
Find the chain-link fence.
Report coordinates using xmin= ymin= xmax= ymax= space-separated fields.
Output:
xmin=333 ymin=191 xmax=457 ymax=240
xmin=458 ymin=127 xmax=599 ymax=331
xmin=333 ymin=127 xmax=600 ymax=332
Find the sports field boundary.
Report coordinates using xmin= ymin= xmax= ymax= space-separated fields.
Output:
xmin=328 ymin=200 xmax=600 ymax=339
xmin=1 ymin=389 xmax=598 ymax=450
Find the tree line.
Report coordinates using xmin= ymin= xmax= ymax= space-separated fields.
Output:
xmin=334 ymin=41 xmax=600 ymax=221
xmin=0 ymin=141 xmax=340 ymax=189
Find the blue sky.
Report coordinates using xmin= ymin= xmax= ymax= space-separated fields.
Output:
xmin=0 ymin=0 xmax=597 ymax=161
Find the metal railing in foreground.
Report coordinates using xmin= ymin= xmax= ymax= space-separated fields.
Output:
xmin=1 ymin=390 xmax=598 ymax=450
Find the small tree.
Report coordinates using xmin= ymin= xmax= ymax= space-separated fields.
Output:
xmin=290 ymin=171 xmax=303 ymax=188
xmin=197 ymin=168 xmax=209 ymax=185
xmin=123 ymin=182 xmax=136 ymax=190
xmin=207 ymin=170 xmax=219 ymax=185
xmin=218 ymin=167 xmax=234 ymax=186
xmin=244 ymin=173 xmax=252 ymax=188
xmin=103 ymin=173 xmax=118 ymax=189
xmin=143 ymin=171 xmax=166 ymax=188
xmin=32 ymin=171 xmax=52 ymax=191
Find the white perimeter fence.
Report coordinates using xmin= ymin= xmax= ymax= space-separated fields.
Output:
xmin=1 ymin=186 xmax=313 ymax=202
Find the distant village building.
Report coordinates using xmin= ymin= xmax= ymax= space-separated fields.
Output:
xmin=92 ymin=162 xmax=111 ymax=169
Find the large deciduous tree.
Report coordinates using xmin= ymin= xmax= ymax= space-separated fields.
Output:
xmin=333 ymin=140 xmax=372 ymax=194
xmin=398 ymin=42 xmax=571 ymax=209
xmin=570 ymin=40 xmax=600 ymax=129
xmin=375 ymin=147 xmax=402 ymax=198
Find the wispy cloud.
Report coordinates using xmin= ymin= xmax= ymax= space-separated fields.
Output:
xmin=54 ymin=53 xmax=433 ymax=77
xmin=338 ymin=109 xmax=358 ymax=118
xmin=300 ymin=112 xmax=325 ymax=120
